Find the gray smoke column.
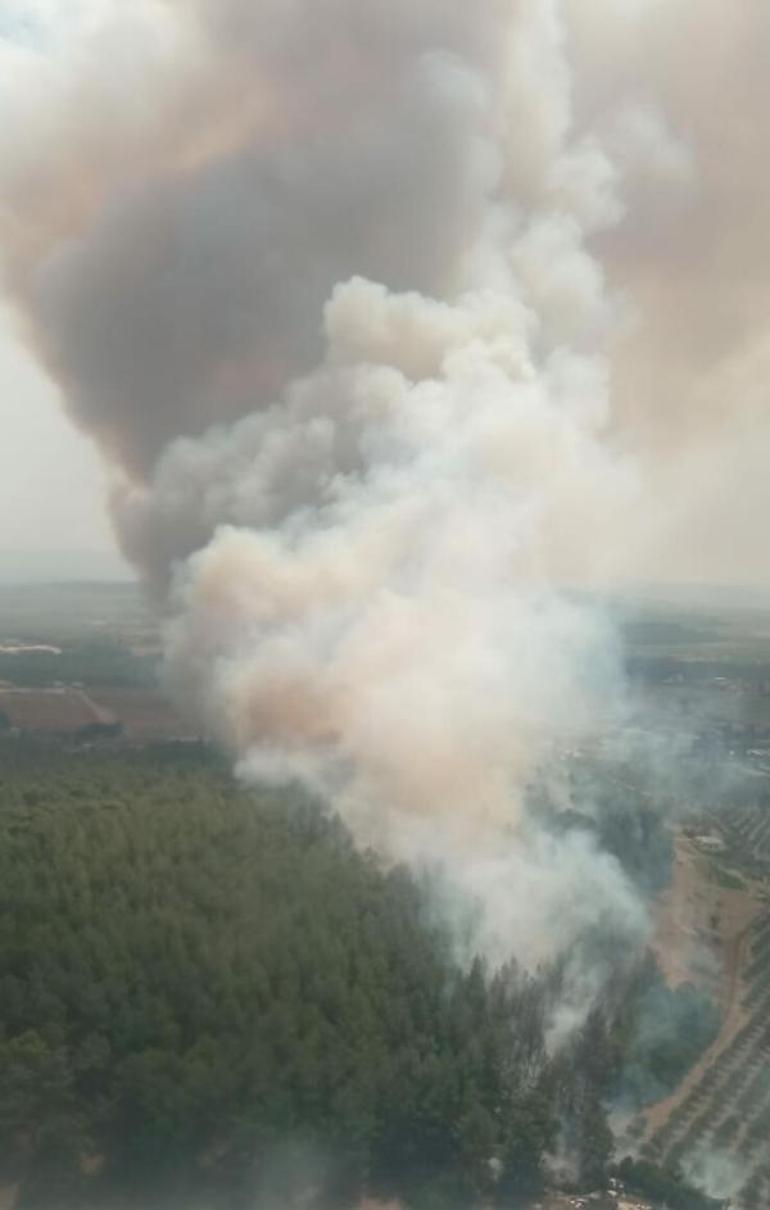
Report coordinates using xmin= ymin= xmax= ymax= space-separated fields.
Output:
xmin=1 ymin=1 xmax=767 ymax=1010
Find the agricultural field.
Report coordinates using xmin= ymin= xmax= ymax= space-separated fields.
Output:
xmin=612 ymin=591 xmax=770 ymax=1207
xmin=717 ymin=805 xmax=770 ymax=877
xmin=85 ymin=687 xmax=191 ymax=740
xmin=617 ymin=592 xmax=770 ymax=735
xmin=0 ymin=687 xmax=100 ymax=731
xmin=640 ymin=814 xmax=770 ymax=1210
xmin=0 ymin=686 xmax=191 ymax=741
xmin=0 ymin=581 xmax=194 ymax=742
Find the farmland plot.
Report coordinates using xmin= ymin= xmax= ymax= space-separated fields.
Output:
xmin=642 ymin=807 xmax=770 ymax=1210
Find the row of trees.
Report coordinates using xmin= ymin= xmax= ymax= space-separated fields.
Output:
xmin=643 ymin=906 xmax=770 ymax=1198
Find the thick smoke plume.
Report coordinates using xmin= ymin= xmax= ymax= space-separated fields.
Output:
xmin=0 ymin=1 xmax=768 ymax=1010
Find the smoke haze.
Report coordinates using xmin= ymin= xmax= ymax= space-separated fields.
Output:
xmin=1 ymin=0 xmax=768 ymax=1009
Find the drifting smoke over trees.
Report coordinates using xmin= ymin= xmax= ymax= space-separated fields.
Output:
xmin=0 ymin=745 xmax=631 ymax=1209
xmin=0 ymin=2 xmax=767 ymax=1203
xmin=0 ymin=0 xmax=651 ymax=1020
xmin=0 ymin=744 xmax=722 ymax=1209
xmin=1 ymin=0 xmax=769 ymax=1015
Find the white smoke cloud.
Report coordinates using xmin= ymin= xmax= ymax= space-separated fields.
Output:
xmin=680 ymin=1145 xmax=746 ymax=1203
xmin=148 ymin=266 xmax=643 ymax=992
xmin=1 ymin=0 xmax=769 ymax=1014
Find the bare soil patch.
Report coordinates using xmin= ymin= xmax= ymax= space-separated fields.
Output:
xmin=0 ymin=687 xmax=95 ymax=730
xmin=86 ymin=687 xmax=192 ymax=740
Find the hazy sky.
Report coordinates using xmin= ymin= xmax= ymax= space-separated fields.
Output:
xmin=0 ymin=1 xmax=128 ymax=577
xmin=0 ymin=312 xmax=128 ymax=576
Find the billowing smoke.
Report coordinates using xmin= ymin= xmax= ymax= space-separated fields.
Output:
xmin=680 ymin=1145 xmax=745 ymax=1203
xmin=0 ymin=2 xmax=767 ymax=1012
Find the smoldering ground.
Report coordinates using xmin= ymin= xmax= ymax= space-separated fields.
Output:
xmin=0 ymin=0 xmax=768 ymax=1033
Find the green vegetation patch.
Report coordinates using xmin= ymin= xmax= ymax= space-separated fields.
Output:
xmin=710 ymin=864 xmax=746 ymax=891
xmin=0 ymin=743 xmax=622 ymax=1209
xmin=615 ymin=1158 xmax=724 ymax=1210
xmin=612 ymin=960 xmax=720 ymax=1110
xmin=0 ymin=638 xmax=156 ymax=688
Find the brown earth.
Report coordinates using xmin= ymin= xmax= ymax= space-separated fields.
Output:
xmin=651 ymin=833 xmax=760 ymax=1000
xmin=86 ymin=687 xmax=193 ymax=740
xmin=0 ymin=687 xmax=96 ymax=730
xmin=642 ymin=833 xmax=765 ymax=1141
xmin=0 ymin=685 xmax=193 ymax=740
